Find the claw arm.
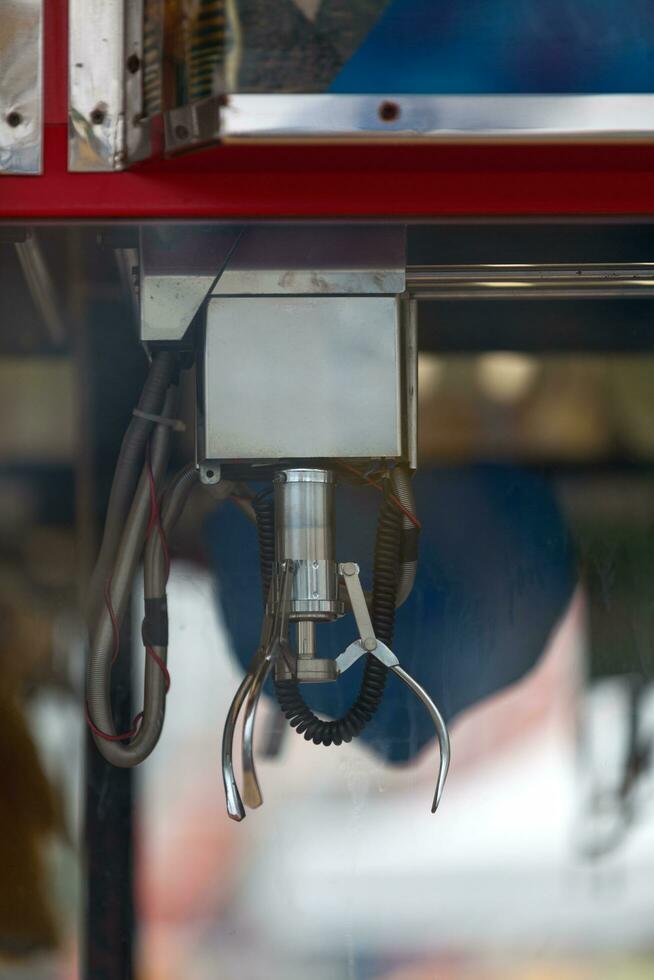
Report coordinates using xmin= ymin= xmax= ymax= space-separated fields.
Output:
xmin=222 ymin=673 xmax=252 ymax=821
xmin=336 ymin=561 xmax=450 ymax=812
xmin=221 ymin=581 xmax=277 ymax=820
xmin=241 ymin=658 xmax=270 ymax=808
xmin=240 ymin=562 xmax=293 ymax=810
xmin=390 ymin=664 xmax=450 ymax=812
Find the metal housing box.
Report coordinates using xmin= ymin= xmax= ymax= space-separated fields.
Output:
xmin=201 ymin=295 xmax=403 ymax=461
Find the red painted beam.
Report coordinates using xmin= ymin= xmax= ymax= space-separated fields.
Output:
xmin=3 ymin=0 xmax=654 ymax=221
xmin=3 ymin=126 xmax=654 ymax=220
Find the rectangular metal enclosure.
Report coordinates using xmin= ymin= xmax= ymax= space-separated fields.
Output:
xmin=201 ymin=295 xmax=403 ymax=461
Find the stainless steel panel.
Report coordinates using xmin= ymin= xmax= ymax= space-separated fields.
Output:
xmin=212 ymin=226 xmax=405 ymax=295
xmin=221 ymin=94 xmax=654 ymax=141
xmin=0 ymin=0 xmax=43 ymax=174
xmin=141 ymin=226 xmax=405 ymax=342
xmin=140 ymin=226 xmax=242 ymax=341
xmin=203 ymin=295 xmax=402 ymax=460
xmin=69 ymin=0 xmax=152 ymax=171
xmin=214 ymin=268 xmax=405 ymax=296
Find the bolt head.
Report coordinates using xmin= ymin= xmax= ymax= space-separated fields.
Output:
xmin=363 ymin=637 xmax=377 ymax=652
xmin=90 ymin=105 xmax=106 ymax=126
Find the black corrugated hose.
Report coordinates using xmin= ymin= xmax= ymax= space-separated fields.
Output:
xmin=270 ymin=480 xmax=404 ymax=746
xmin=252 ymin=491 xmax=275 ymax=609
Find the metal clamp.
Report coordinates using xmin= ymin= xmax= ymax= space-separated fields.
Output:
xmin=336 ymin=562 xmax=451 ymax=813
xmin=221 ymin=561 xmax=293 ymax=821
xmin=223 ymin=559 xmax=450 ymax=817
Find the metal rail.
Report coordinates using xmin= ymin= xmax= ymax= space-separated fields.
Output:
xmin=405 ymin=264 xmax=654 ymax=299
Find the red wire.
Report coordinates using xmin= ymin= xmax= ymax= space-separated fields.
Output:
xmin=340 ymin=462 xmax=422 ymax=530
xmin=85 ymin=702 xmax=143 ymax=742
xmin=89 ymin=441 xmax=172 ymax=743
xmin=146 ymin=452 xmax=170 ymax=581
xmin=146 ymin=644 xmax=171 ymax=692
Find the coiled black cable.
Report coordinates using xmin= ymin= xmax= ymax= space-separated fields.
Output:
xmin=270 ymin=485 xmax=403 ymax=746
xmin=252 ymin=491 xmax=275 ymax=609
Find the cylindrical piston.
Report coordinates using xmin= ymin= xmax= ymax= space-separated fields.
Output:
xmin=274 ymin=468 xmax=342 ymax=621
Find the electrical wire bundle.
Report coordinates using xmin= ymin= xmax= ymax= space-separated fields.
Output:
xmin=85 ymin=351 xmax=198 ymax=767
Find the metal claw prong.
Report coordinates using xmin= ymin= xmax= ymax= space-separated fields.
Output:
xmin=337 ymin=560 xmax=450 ymax=813
xmin=222 ymin=673 xmax=252 ymax=821
xmin=390 ymin=664 xmax=450 ymax=812
xmin=222 ymin=588 xmax=276 ymax=819
xmin=240 ymin=562 xmax=293 ymax=810
xmin=241 ymin=656 xmax=270 ymax=808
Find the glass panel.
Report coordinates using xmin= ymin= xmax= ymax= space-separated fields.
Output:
xmin=1 ymin=221 xmax=654 ymax=979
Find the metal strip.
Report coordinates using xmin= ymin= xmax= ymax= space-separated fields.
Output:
xmin=401 ymin=297 xmax=418 ymax=470
xmin=69 ymin=0 xmax=153 ymax=172
xmin=221 ymin=94 xmax=654 ymax=142
xmin=0 ymin=0 xmax=43 ymax=175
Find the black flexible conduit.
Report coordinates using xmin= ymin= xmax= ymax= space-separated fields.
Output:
xmin=269 ymin=484 xmax=403 ymax=746
xmin=252 ymin=492 xmax=275 ymax=609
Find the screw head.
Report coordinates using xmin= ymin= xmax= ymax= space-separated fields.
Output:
xmin=174 ymin=123 xmax=190 ymax=141
xmin=378 ymin=100 xmax=400 ymax=123
xmin=6 ymin=111 xmax=22 ymax=128
xmin=126 ymin=53 xmax=141 ymax=74
xmin=90 ymin=105 xmax=106 ymax=126
xmin=200 ymin=464 xmax=221 ymax=485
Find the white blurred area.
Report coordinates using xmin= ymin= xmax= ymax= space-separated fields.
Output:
xmin=135 ymin=563 xmax=654 ymax=980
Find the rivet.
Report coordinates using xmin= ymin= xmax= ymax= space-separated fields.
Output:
xmin=378 ymin=100 xmax=400 ymax=123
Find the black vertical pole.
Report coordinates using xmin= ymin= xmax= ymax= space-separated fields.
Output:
xmin=82 ymin=611 xmax=135 ymax=980
xmin=78 ymin=255 xmax=146 ymax=980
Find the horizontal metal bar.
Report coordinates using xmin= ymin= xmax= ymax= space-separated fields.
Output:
xmin=409 ymin=288 xmax=654 ymax=299
xmin=405 ymin=264 xmax=654 ymax=299
xmin=222 ymin=95 xmax=654 ymax=142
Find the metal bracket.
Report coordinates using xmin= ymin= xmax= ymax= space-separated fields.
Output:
xmin=336 ymin=562 xmax=400 ymax=675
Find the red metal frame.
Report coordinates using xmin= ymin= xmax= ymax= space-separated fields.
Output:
xmin=3 ymin=0 xmax=654 ymax=220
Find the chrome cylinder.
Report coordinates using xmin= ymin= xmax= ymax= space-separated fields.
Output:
xmin=274 ymin=468 xmax=341 ymax=621
xmin=275 ymin=468 xmax=334 ymax=561
xmin=297 ymin=620 xmax=317 ymax=659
